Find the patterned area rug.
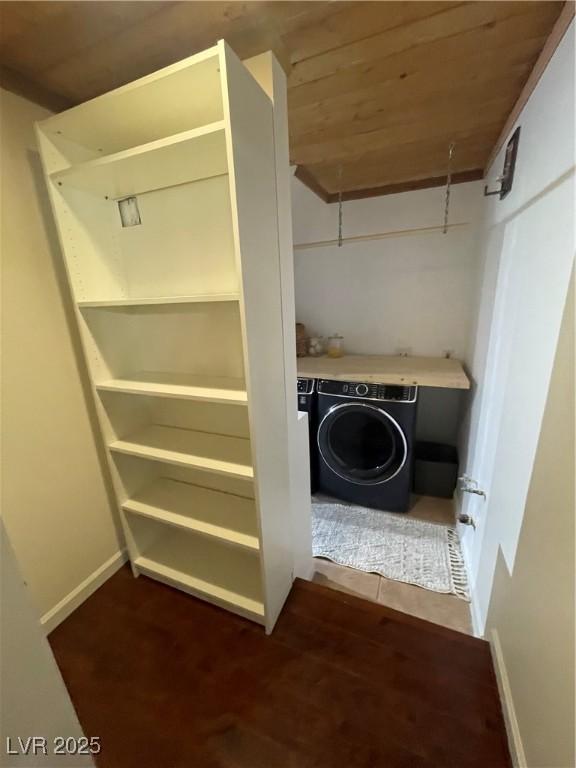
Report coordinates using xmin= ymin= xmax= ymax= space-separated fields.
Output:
xmin=312 ymin=499 xmax=469 ymax=600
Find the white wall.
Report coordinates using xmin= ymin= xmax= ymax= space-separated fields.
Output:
xmin=292 ymin=179 xmax=483 ymax=363
xmin=487 ymin=274 xmax=574 ymax=768
xmin=459 ymin=23 xmax=575 ymax=632
xmin=1 ymin=523 xmax=94 ymax=766
xmin=1 ymin=89 xmax=125 ymax=631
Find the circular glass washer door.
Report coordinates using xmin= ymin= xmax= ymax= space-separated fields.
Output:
xmin=317 ymin=402 xmax=407 ymax=485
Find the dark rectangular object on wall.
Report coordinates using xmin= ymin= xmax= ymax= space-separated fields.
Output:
xmin=484 ymin=125 xmax=520 ymax=199
xmin=499 ymin=126 xmax=520 ymax=199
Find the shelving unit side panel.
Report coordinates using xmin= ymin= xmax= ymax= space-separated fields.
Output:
xmin=36 ymin=128 xmax=100 ymax=175
xmin=34 ymin=123 xmax=145 ymax=572
xmin=42 ymin=182 xmax=127 ymax=303
xmin=244 ymin=53 xmax=302 ymax=584
xmin=78 ymin=308 xmax=141 ymax=381
xmin=221 ymin=43 xmax=293 ymax=633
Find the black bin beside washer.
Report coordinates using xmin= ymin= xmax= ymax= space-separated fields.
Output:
xmin=316 ymin=379 xmax=418 ymax=512
xmin=297 ymin=377 xmax=318 ymax=493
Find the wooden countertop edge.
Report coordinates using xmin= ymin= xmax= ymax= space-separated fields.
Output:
xmin=296 ymin=355 xmax=471 ymax=391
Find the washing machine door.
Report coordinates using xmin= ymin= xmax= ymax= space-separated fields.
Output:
xmin=317 ymin=402 xmax=407 ymax=485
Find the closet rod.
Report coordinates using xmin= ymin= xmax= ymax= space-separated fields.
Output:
xmin=293 ymin=222 xmax=469 ymax=251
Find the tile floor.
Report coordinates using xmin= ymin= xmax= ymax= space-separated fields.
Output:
xmin=312 ymin=495 xmax=473 ymax=635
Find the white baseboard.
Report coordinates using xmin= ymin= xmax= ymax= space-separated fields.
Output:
xmin=41 ymin=549 xmax=127 ymax=635
xmin=294 ymin=556 xmax=315 ymax=582
xmin=460 ymin=533 xmax=484 ymax=638
xmin=468 ymin=583 xmax=484 ymax=638
xmin=490 ymin=628 xmax=527 ymax=768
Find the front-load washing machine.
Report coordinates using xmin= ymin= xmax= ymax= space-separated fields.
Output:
xmin=316 ymin=379 xmax=418 ymax=512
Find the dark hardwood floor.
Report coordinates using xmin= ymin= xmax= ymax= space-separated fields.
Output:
xmin=49 ymin=566 xmax=511 ymax=768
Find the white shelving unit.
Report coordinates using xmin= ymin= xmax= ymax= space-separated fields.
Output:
xmin=50 ymin=122 xmax=228 ymax=198
xmin=36 ymin=41 xmax=294 ymax=632
xmin=122 ymin=479 xmax=259 ymax=552
xmin=77 ymin=294 xmax=240 ymax=308
xmin=109 ymin=425 xmax=254 ymax=478
xmin=96 ymin=373 xmax=248 ymax=405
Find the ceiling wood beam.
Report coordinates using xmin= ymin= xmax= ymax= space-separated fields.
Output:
xmin=294 ymin=167 xmax=484 ymax=204
xmin=294 ymin=165 xmax=331 ymax=203
xmin=312 ymin=126 xmax=499 ymax=192
xmin=324 ymin=169 xmax=484 ymax=203
xmin=326 ymin=168 xmax=484 ymax=203
xmin=485 ymin=0 xmax=575 ymax=172
xmin=0 ymin=63 xmax=72 ymax=112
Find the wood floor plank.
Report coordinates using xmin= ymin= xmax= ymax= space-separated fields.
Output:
xmin=48 ymin=566 xmax=510 ymax=768
xmin=293 ymin=577 xmax=487 ymax=646
xmin=273 ymin=606 xmax=501 ymax=729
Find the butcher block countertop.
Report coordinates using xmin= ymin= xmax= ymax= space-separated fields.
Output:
xmin=296 ymin=354 xmax=470 ymax=390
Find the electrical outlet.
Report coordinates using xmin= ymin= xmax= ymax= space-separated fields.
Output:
xmin=118 ymin=196 xmax=142 ymax=227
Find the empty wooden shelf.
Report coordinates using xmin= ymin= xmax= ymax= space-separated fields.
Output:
xmin=36 ymin=41 xmax=293 ymax=633
xmin=77 ymin=293 xmax=240 ymax=308
xmin=110 ymin=425 xmax=253 ymax=479
xmin=132 ymin=523 xmax=264 ymax=622
xmin=96 ymin=372 xmax=248 ymax=405
xmin=51 ymin=122 xmax=227 ymax=198
xmin=82 ymin=302 xmax=245 ymax=389
xmin=122 ymin=478 xmax=259 ymax=551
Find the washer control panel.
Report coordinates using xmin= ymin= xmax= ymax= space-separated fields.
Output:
xmin=297 ymin=378 xmax=315 ymax=412
xmin=318 ymin=379 xmax=417 ymax=403
xmin=297 ymin=378 xmax=315 ymax=395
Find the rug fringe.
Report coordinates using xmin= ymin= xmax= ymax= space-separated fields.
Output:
xmin=447 ymin=528 xmax=470 ymax=600
xmin=312 ymin=500 xmax=470 ymax=600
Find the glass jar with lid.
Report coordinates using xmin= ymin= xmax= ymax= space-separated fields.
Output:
xmin=326 ymin=334 xmax=344 ymax=358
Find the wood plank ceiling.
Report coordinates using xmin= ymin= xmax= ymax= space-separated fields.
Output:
xmin=0 ymin=1 xmax=564 ymax=200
